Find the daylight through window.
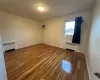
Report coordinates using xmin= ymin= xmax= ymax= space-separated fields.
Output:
xmin=65 ymin=21 xmax=75 ymax=36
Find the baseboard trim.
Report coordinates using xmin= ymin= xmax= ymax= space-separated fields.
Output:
xmin=85 ymin=54 xmax=92 ymax=80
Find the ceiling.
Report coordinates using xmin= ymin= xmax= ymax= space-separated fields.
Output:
xmin=0 ymin=0 xmax=95 ymax=21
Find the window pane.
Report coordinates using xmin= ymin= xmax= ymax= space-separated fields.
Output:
xmin=65 ymin=21 xmax=75 ymax=35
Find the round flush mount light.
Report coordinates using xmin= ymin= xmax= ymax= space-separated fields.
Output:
xmin=37 ymin=6 xmax=44 ymax=11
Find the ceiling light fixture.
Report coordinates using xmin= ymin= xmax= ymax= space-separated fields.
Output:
xmin=37 ymin=6 xmax=44 ymax=11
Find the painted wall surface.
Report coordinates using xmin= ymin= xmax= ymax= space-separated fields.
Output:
xmin=88 ymin=0 xmax=100 ymax=80
xmin=0 ymin=31 xmax=7 ymax=80
xmin=0 ymin=11 xmax=42 ymax=49
xmin=42 ymin=11 xmax=92 ymax=54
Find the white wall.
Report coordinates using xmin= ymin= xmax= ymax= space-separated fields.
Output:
xmin=0 ymin=32 xmax=7 ymax=80
xmin=0 ymin=11 xmax=42 ymax=49
xmin=0 ymin=11 xmax=92 ymax=54
xmin=88 ymin=0 xmax=100 ymax=80
xmin=42 ymin=11 xmax=92 ymax=54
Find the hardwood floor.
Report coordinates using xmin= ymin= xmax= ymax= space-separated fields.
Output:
xmin=4 ymin=43 xmax=89 ymax=80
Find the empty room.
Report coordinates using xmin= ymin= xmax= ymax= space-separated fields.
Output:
xmin=0 ymin=0 xmax=100 ymax=80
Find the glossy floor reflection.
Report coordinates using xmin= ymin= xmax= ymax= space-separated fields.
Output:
xmin=62 ymin=60 xmax=72 ymax=73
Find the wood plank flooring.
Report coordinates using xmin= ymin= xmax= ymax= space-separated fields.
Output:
xmin=4 ymin=43 xmax=89 ymax=80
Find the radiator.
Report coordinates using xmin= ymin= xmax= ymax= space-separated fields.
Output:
xmin=3 ymin=41 xmax=16 ymax=52
xmin=66 ymin=42 xmax=77 ymax=51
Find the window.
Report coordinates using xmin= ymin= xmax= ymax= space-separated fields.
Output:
xmin=65 ymin=21 xmax=75 ymax=36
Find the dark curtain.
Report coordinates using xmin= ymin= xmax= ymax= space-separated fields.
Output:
xmin=72 ymin=16 xmax=83 ymax=44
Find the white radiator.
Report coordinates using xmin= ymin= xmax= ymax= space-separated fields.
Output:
xmin=66 ymin=42 xmax=77 ymax=51
xmin=3 ymin=41 xmax=16 ymax=52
